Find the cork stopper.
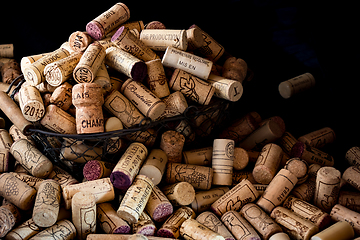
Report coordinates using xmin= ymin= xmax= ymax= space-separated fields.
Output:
xmin=139 ymin=149 xmax=168 ymax=185
xmin=180 ymin=219 xmax=226 ymax=240
xmin=72 ymin=192 xmax=96 ymax=239
xmin=212 ymin=139 xmax=234 ymax=186
xmin=69 ymin=31 xmax=93 ymax=52
xmin=160 ymin=130 xmax=185 ymax=163
xmin=145 ymin=185 xmax=173 ymax=222
xmin=97 ymin=202 xmax=130 ymax=234
xmin=162 ymin=182 xmax=196 ymax=206
xmin=18 ymin=85 xmax=45 ymax=122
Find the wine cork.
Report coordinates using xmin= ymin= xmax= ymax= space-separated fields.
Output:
xmin=30 ymin=219 xmax=76 ymax=240
xmin=94 ymin=62 xmax=112 ymax=93
xmin=160 ymin=130 xmax=185 ymax=163
xmin=269 ymin=233 xmax=291 ymax=240
xmin=145 ymin=185 xmax=173 ymax=222
xmin=284 ymin=158 xmax=309 ymax=184
xmin=132 ymin=211 xmax=156 ymax=235
xmin=298 ymin=127 xmax=335 ymax=149
xmin=283 ymin=195 xmax=331 ymax=229
xmin=32 ymin=180 xmax=61 ymax=227
xmin=105 ymin=47 xmax=147 ymax=81
xmin=157 ymin=206 xmax=195 ymax=238
xmin=186 ymin=27 xmax=205 ymax=50
xmin=62 ymin=177 xmax=115 ymax=209
xmin=0 ymin=149 xmax=10 ymax=173
xmin=165 ymin=163 xmax=213 ymax=190
xmin=18 ymin=85 xmax=45 ymax=122
xmin=278 ymin=132 xmax=298 ymax=155
xmin=72 ymin=192 xmax=96 ymax=240
xmin=49 ymin=82 xmax=73 ymax=111
xmin=291 ymin=169 xmax=319 ymax=202
xmin=256 ymin=169 xmax=298 ymax=214
xmin=211 ymin=179 xmax=259 ymax=216
xmin=9 ymin=124 xmax=35 ymax=145
xmin=310 ymin=221 xmax=354 ymax=240
xmin=44 ymin=51 xmax=83 ymax=86
xmin=162 ymin=182 xmax=195 ymax=206
xmin=291 ymin=141 xmax=334 ymax=167
xmin=212 ymin=139 xmax=234 ymax=186
xmin=338 ymin=190 xmax=360 ymax=212
xmin=20 ymin=52 xmax=48 ymax=72
xmin=104 ymin=117 xmax=124 ymax=154
xmin=1 ymin=59 xmax=21 ymax=84
xmin=140 ymin=29 xmax=188 ymax=51
xmin=72 ymin=82 xmax=104 ymax=134
xmin=270 ymin=206 xmax=319 ymax=240
xmin=145 ymin=20 xmax=166 ymax=29
xmin=233 ymin=147 xmax=249 ymax=170
xmin=10 ymin=172 xmax=44 ymax=190
xmin=110 ymin=142 xmax=148 ymax=190
xmin=345 ymin=146 xmax=360 ymax=167
xmin=73 ymin=42 xmax=106 ymax=83
xmin=0 ymin=129 xmax=12 ymax=150
xmin=221 ymin=57 xmax=248 ymax=83
xmin=126 ymin=128 xmax=157 ymax=147
xmin=97 ymin=202 xmax=131 ymax=234
xmin=4 ymin=218 xmax=43 ymax=240
xmin=83 ymin=160 xmax=115 ymax=181
xmin=221 ymin=210 xmax=261 ymax=240
xmin=69 ymin=31 xmax=93 ymax=52
xmin=180 ymin=218 xmax=225 ymax=240
xmin=0 ymin=44 xmax=14 ymax=58
xmin=121 ymin=78 xmax=166 ymax=120
xmin=139 ymin=149 xmax=168 ymax=185
xmin=207 ymin=74 xmax=243 ymax=102
xmin=158 ymin=91 xmax=188 ymax=119
xmin=163 ymin=47 xmax=213 ymax=80
xmin=112 ymin=26 xmax=159 ymax=62
xmin=191 ymin=187 xmax=229 ymax=214
xmin=278 ymin=73 xmax=315 ymax=99
xmin=314 ymin=167 xmax=341 ymax=212
xmin=330 ymin=204 xmax=360 ymax=235
xmin=196 ymin=211 xmax=235 ymax=240
xmin=117 ymin=175 xmax=154 ymax=224
xmin=48 ymin=165 xmax=79 ymax=187
xmin=23 ymin=48 xmax=70 ymax=86
xmin=183 ymin=146 xmax=213 ymax=166
xmin=232 ymin=171 xmax=257 ymax=185
xmin=0 ymin=205 xmax=18 ymax=238
xmin=60 ymin=140 xmax=103 ymax=163
xmin=86 ymin=3 xmax=130 ymax=40
xmin=240 ymin=203 xmax=282 ymax=240
xmin=145 ymin=58 xmax=170 ymax=98
xmin=342 ymin=166 xmax=360 ymax=191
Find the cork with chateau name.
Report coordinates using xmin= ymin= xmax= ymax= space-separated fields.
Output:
xmin=18 ymin=85 xmax=45 ymax=122
xmin=69 ymin=31 xmax=93 ymax=52
xmin=40 ymin=104 xmax=77 ymax=134
xmin=140 ymin=29 xmax=188 ymax=51
xmin=72 ymin=192 xmax=96 ymax=240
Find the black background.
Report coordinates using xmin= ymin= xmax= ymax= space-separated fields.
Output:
xmin=1 ymin=1 xmax=359 ymax=171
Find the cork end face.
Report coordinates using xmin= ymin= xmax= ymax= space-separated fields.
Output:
xmin=279 ymin=82 xmax=292 ymax=99
xmin=113 ymin=225 xmax=131 ymax=234
xmin=156 ymin=229 xmax=176 ymax=238
xmin=131 ymin=61 xmax=147 ymax=82
xmin=83 ymin=160 xmax=102 ymax=181
xmin=110 ymin=171 xmax=132 ymax=190
xmin=137 ymin=226 xmax=156 ymax=236
xmin=33 ymin=212 xmax=57 ymax=228
xmin=152 ymin=203 xmax=173 ymax=222
xmin=291 ymin=141 xmax=305 ymax=158
xmin=86 ymin=22 xmax=104 ymax=41
xmin=111 ymin=26 xmax=125 ymax=42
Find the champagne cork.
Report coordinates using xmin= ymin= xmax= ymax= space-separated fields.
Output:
xmin=221 ymin=210 xmax=261 ymax=240
xmin=183 ymin=146 xmax=213 ymax=166
xmin=110 ymin=142 xmax=148 ymax=190
xmin=20 ymin=52 xmax=48 ymax=72
xmin=211 ymin=179 xmax=259 ymax=216
xmin=48 ymin=165 xmax=79 ymax=187
xmin=0 ymin=44 xmax=14 ymax=58
xmin=121 ymin=78 xmax=166 ymax=120
xmin=73 ymin=42 xmax=106 ymax=83
xmin=86 ymin=3 xmax=130 ymax=40
xmin=343 ymin=166 xmax=360 ymax=191
xmin=169 ymin=69 xmax=215 ymax=105
xmin=60 ymin=140 xmax=103 ymax=163
xmin=10 ymin=139 xmax=53 ymax=178
xmin=103 ymin=90 xmax=145 ymax=128
xmin=191 ymin=187 xmax=229 ymax=213
xmin=162 ymin=182 xmax=195 ymax=206
xmin=222 ymin=57 xmax=248 ymax=83
xmin=186 ymin=27 xmax=205 ymax=50
xmin=117 ymin=175 xmax=154 ymax=224
xmin=97 ymin=202 xmax=131 ymax=234
xmin=139 ymin=149 xmax=168 ymax=185
xmin=284 ymin=158 xmax=309 ymax=184
xmin=180 ymin=218 xmax=225 ymax=240
xmin=83 ymin=160 xmax=115 ymax=181
xmin=140 ymin=29 xmax=188 ymax=51
xmin=165 ymin=163 xmax=213 ymax=190
xmin=160 ymin=130 xmax=185 ymax=163
xmin=240 ymin=203 xmax=282 ymax=240
xmin=62 ymin=177 xmax=115 ymax=209
xmin=269 ymin=233 xmax=291 ymax=240
xmin=283 ymin=195 xmax=331 ymax=229
xmin=345 ymin=146 xmax=360 ymax=167
xmin=49 ymin=82 xmax=73 ymax=110
xmin=196 ymin=211 xmax=235 ymax=240
xmin=157 ymin=206 xmax=195 ymax=238
xmin=163 ymin=47 xmax=213 ymax=80
xmin=233 ymin=147 xmax=249 ymax=170
xmin=112 ymin=26 xmax=159 ymax=62
xmin=29 ymin=219 xmax=76 ymax=240
xmin=256 ymin=169 xmax=298 ymax=214
xmin=72 ymin=192 xmax=96 ymax=240
xmin=338 ymin=190 xmax=360 ymax=212
xmin=207 ymin=74 xmax=243 ymax=102
xmin=0 ymin=173 xmax=36 ymax=210
xmin=145 ymin=58 xmax=170 ymax=98
xmin=278 ymin=73 xmax=316 ymax=99
xmin=291 ymin=141 xmax=334 ymax=167
xmin=270 ymin=206 xmax=319 ymax=240
xmin=132 ymin=211 xmax=156 ymax=235
xmin=18 ymin=85 xmax=45 ymax=122
xmin=212 ymin=139 xmax=234 ymax=186
xmin=69 ymin=31 xmax=93 ymax=52
xmin=32 ymin=180 xmax=61 ymax=227
xmin=44 ymin=51 xmax=83 ymax=86
xmin=145 ymin=185 xmax=173 ymax=222
xmin=298 ymin=127 xmax=335 ymax=149
xmin=23 ymin=48 xmax=70 ymax=86
xmin=158 ymin=91 xmax=188 ymax=119
xmin=0 ymin=149 xmax=10 ymax=173
xmin=310 ymin=221 xmax=354 ymax=240
xmin=72 ymin=82 xmax=104 ymax=134
xmin=105 ymin=47 xmax=147 ymax=81
xmin=330 ymin=204 xmax=360 ymax=235
xmin=314 ymin=167 xmax=341 ymax=212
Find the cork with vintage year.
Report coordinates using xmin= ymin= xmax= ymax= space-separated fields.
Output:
xmin=18 ymin=84 xmax=45 ymax=122
xmin=40 ymin=104 xmax=77 ymax=134
xmin=69 ymin=31 xmax=93 ymax=52
xmin=49 ymin=82 xmax=73 ymax=111
xmin=72 ymin=192 xmax=96 ymax=240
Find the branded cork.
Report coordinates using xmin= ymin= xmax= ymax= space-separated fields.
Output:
xmin=160 ymin=130 xmax=185 ymax=163
xmin=104 ymin=117 xmax=124 ymax=154
xmin=48 ymin=165 xmax=79 ymax=187
xmin=0 ymin=204 xmax=18 ymax=238
xmin=222 ymin=57 xmax=248 ymax=83
xmin=196 ymin=211 xmax=235 ymax=240
xmin=49 ymin=82 xmax=73 ymax=110
xmin=278 ymin=132 xmax=298 ymax=155
xmin=145 ymin=185 xmax=173 ymax=222
xmin=212 ymin=139 xmax=234 ymax=186
xmin=4 ymin=218 xmax=43 ymax=240
xmin=291 ymin=141 xmax=334 ymax=167
xmin=145 ymin=58 xmax=170 ymax=98
xmin=0 ymin=129 xmax=12 ymax=150
xmin=97 ymin=202 xmax=131 ymax=234
xmin=338 ymin=190 xmax=360 ymax=212
xmin=291 ymin=164 xmax=321 ymax=202
xmin=69 ymin=31 xmax=93 ymax=52
xmin=180 ymin=218 xmax=225 ymax=240
xmin=298 ymin=127 xmax=335 ymax=149
xmin=30 ymin=219 xmax=76 ymax=240
xmin=186 ymin=27 xmax=205 ymax=50
xmin=0 ymin=149 xmax=10 ymax=173
xmin=140 ymin=29 xmax=188 ymax=51
xmin=279 ymin=73 xmax=315 ymax=99
xmin=60 ymin=140 xmax=103 ymax=163
xmin=20 ymin=52 xmax=48 ymax=72
xmin=132 ymin=211 xmax=156 ymax=235
xmin=158 ymin=91 xmax=188 ymax=119
xmin=342 ymin=166 xmax=360 ymax=191
xmin=0 ymin=44 xmax=14 ymax=58
xmin=162 ymin=182 xmax=195 ymax=206
xmin=10 ymin=172 xmax=44 ymax=190
xmin=232 ymin=171 xmax=257 ymax=186
xmin=206 ymin=74 xmax=243 ymax=102
xmin=330 ymin=204 xmax=360 ymax=235
xmin=345 ymin=146 xmax=360 ymax=167
xmin=191 ymin=187 xmax=229 ymax=213
xmin=72 ymin=192 xmax=96 ymax=240
xmin=310 ymin=221 xmax=354 ymax=240
xmin=284 ymin=158 xmax=309 ymax=184
xmin=139 ymin=149 xmax=168 ymax=185
xmin=18 ymin=85 xmax=45 ymax=122
xmin=9 ymin=125 xmax=33 ymax=146
xmin=183 ymin=146 xmax=213 ymax=166
xmin=83 ymin=160 xmax=115 ymax=181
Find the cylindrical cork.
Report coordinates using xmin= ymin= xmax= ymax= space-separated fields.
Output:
xmin=145 ymin=20 xmax=166 ymax=29
xmin=196 ymin=211 xmax=235 ymax=240
xmin=105 ymin=47 xmax=147 ymax=82
xmin=139 ymin=149 xmax=168 ymax=185
xmin=117 ymin=175 xmax=154 ymax=224
xmin=256 ymin=169 xmax=298 ymax=214
xmin=20 ymin=52 xmax=48 ymax=72
xmin=145 ymin=58 xmax=170 ymax=98
xmin=338 ymin=190 xmax=360 ymax=212
xmin=221 ymin=210 xmax=261 ymax=240
xmin=165 ymin=163 xmax=213 ymax=190
xmin=62 ymin=177 xmax=115 ymax=209
xmin=110 ymin=142 xmax=148 ymax=190
xmin=160 ymin=130 xmax=185 ymax=163
xmin=132 ymin=211 xmax=156 ymax=236
xmin=162 ymin=182 xmax=195 ymax=206
xmin=94 ymin=62 xmax=112 ymax=93
xmin=207 ymin=74 xmax=243 ymax=102
xmin=278 ymin=132 xmax=298 ymax=155
xmin=69 ymin=31 xmax=93 ymax=52
xmin=278 ymin=73 xmax=316 ymax=99
xmin=72 ymin=192 xmax=96 ymax=240
xmin=30 ymin=219 xmax=76 ymax=240
xmin=60 ymin=140 xmax=103 ymax=163
xmin=18 ymin=85 xmax=45 ymax=122
xmin=0 ymin=44 xmax=14 ymax=58
xmin=49 ymin=82 xmax=73 ymax=111
xmin=345 ymin=146 xmax=360 ymax=168
xmin=233 ymin=147 xmax=249 ymax=170
xmin=145 ymin=185 xmax=173 ymax=222
xmin=72 ymin=82 xmax=104 ymax=134
xmin=232 ymin=171 xmax=257 ymax=186
xmin=191 ymin=187 xmax=229 ymax=213
xmin=252 ymin=143 xmax=283 ymax=184
xmin=86 ymin=3 xmax=130 ymax=40
xmin=158 ymin=91 xmax=188 ymax=119
xmin=121 ymin=78 xmax=166 ymax=120
xmin=0 ymin=129 xmax=12 ymax=150
xmin=183 ymin=147 xmax=213 ymax=166
xmin=291 ymin=164 xmax=321 ymax=202
xmin=157 ymin=206 xmax=195 ymax=238
xmin=269 ymin=233 xmax=291 ymax=240
xmin=4 ymin=218 xmax=43 ymax=240
xmin=0 ymin=205 xmax=18 ymax=238
xmin=212 ymin=139 xmax=234 ymax=186
xmin=11 ymin=172 xmax=44 ymax=190
xmin=240 ymin=203 xmax=282 ymax=240
xmin=186 ymin=27 xmax=204 ymax=50
xmin=104 ymin=117 xmax=124 ymax=154
xmin=314 ymin=167 xmax=341 ymax=212
xmin=140 ymin=29 xmax=188 ymax=51
xmin=290 ymin=141 xmax=334 ymax=167
xmin=271 ymin=206 xmax=319 ymax=240
xmin=48 ymin=165 xmax=79 ymax=187
xmin=284 ymin=158 xmax=309 ymax=184
xmin=10 ymin=139 xmax=53 ymax=178
xmin=310 ymin=221 xmax=354 ymax=240
xmin=343 ymin=166 xmax=360 ymax=191
xmin=180 ymin=218 xmax=225 ymax=240
xmin=97 ymin=202 xmax=131 ymax=234
xmin=1 ymin=59 xmax=21 ymax=84
xmin=0 ymin=149 xmax=10 ymax=173
xmin=298 ymin=127 xmax=335 ymax=149
xmin=222 ymin=57 xmax=248 ymax=83
xmin=83 ymin=160 xmax=115 ymax=181
xmin=32 ymin=180 xmax=61 ymax=227
xmin=283 ymin=195 xmax=331 ymax=229
xmin=211 ymin=179 xmax=259 ymax=216
xmin=9 ymin=124 xmax=35 ymax=145
xmin=330 ymin=204 xmax=360 ymax=235
xmin=126 ymin=128 xmax=157 ymax=147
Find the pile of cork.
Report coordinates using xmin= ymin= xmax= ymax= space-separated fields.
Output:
xmin=0 ymin=2 xmax=359 ymax=240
